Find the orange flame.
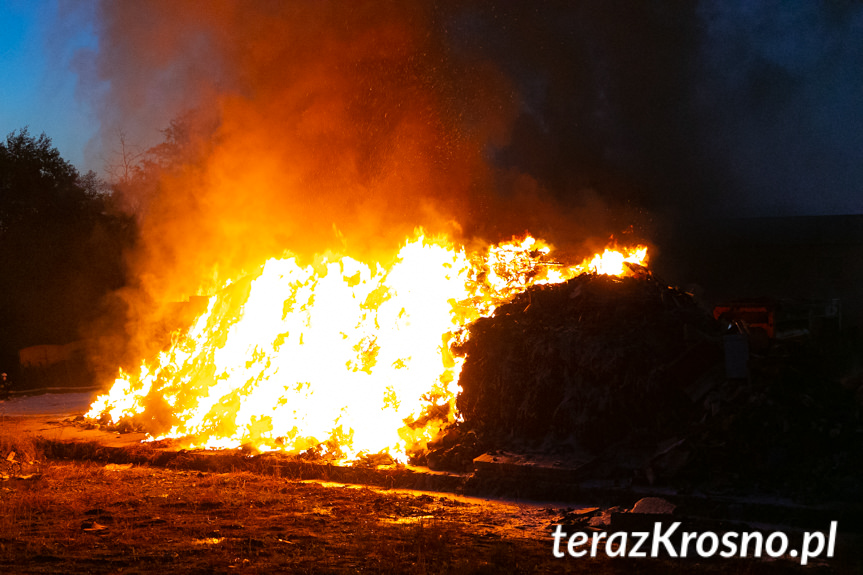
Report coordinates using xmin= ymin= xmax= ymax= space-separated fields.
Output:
xmin=87 ymin=233 xmax=647 ymax=462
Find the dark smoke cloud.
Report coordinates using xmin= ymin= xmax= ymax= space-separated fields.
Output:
xmin=441 ymin=1 xmax=863 ymax=219
xmin=694 ymin=1 xmax=863 ymax=216
xmin=439 ymin=1 xmax=701 ymax=220
xmin=73 ymin=0 xmax=863 ymax=301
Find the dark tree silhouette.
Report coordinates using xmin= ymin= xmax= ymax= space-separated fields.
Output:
xmin=0 ymin=129 xmax=136 ymax=376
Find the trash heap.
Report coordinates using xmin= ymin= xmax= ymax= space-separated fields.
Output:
xmin=453 ymin=271 xmax=718 ymax=453
xmin=429 ymin=271 xmax=863 ymax=503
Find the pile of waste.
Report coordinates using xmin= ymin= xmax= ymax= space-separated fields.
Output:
xmin=454 ymin=271 xmax=718 ymax=452
xmin=427 ymin=271 xmax=863 ymax=503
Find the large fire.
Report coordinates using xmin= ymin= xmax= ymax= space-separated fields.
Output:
xmin=87 ymin=233 xmax=647 ymax=462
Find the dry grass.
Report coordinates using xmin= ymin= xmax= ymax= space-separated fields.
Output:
xmin=0 ymin=419 xmax=854 ymax=573
xmin=0 ymin=429 xmax=44 ymax=467
xmin=0 ymin=458 xmax=842 ymax=574
xmin=0 ymin=461 xmax=561 ymax=574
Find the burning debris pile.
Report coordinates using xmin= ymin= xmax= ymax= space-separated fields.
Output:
xmin=437 ymin=271 xmax=719 ymax=466
xmin=86 ymin=233 xmax=648 ymax=464
xmin=84 ymin=226 xmax=862 ymax=502
xmin=437 ymin=269 xmax=863 ymax=502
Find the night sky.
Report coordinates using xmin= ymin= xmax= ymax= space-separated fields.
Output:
xmin=2 ymin=1 xmax=862 ymax=218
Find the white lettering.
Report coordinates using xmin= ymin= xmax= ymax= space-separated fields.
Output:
xmin=739 ymin=531 xmax=763 ymax=557
xmin=551 ymin=525 xmax=566 ymax=558
xmin=827 ymin=521 xmax=837 ymax=558
xmin=696 ymin=532 xmax=719 ymax=557
xmin=629 ymin=531 xmax=649 ymax=558
xmin=605 ymin=531 xmax=627 ymax=558
xmin=800 ymin=530 xmax=825 ymax=566
xmin=764 ymin=532 xmax=788 ymax=558
xmin=549 ymin=518 xmax=838 ymax=566
xmin=679 ymin=531 xmax=698 ymax=557
xmin=591 ymin=532 xmax=607 ymax=557
xmin=719 ymin=531 xmax=739 ymax=558
xmin=651 ymin=521 xmax=680 ymax=557
xmin=567 ymin=531 xmax=589 ymax=558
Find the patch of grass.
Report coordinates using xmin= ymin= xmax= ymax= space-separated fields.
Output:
xmin=1 ymin=460 xmax=852 ymax=573
xmin=0 ymin=428 xmax=43 ymax=464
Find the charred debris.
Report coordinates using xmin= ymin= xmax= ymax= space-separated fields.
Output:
xmin=424 ymin=267 xmax=862 ymax=504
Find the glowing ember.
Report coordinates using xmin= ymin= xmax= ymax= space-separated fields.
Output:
xmin=87 ymin=233 xmax=647 ymax=462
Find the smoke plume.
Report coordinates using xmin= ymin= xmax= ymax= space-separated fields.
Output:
xmin=71 ymin=1 xmax=863 ymax=368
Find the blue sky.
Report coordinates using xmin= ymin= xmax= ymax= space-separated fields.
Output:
xmin=0 ymin=0 xmax=98 ymax=172
xmin=0 ymin=1 xmax=861 ymax=216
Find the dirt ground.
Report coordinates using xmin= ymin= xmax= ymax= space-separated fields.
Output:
xmin=1 ymin=457 xmax=847 ymax=574
xmin=0 ymin=402 xmax=853 ymax=574
xmin=2 ymin=458 xmax=557 ymax=574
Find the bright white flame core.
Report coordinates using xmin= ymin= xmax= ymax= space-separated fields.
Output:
xmin=87 ymin=233 xmax=647 ymax=461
